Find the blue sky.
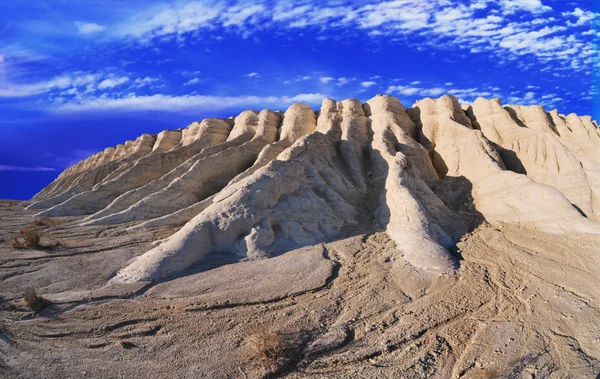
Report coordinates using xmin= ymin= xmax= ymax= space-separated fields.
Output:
xmin=0 ymin=0 xmax=598 ymax=199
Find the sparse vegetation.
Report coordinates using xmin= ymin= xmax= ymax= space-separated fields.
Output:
xmin=10 ymin=219 xmax=61 ymax=249
xmin=33 ymin=217 xmax=60 ymax=227
xmin=474 ymin=369 xmax=502 ymax=379
xmin=245 ymin=324 xmax=289 ymax=374
xmin=23 ymin=288 xmax=49 ymax=312
xmin=11 ymin=225 xmax=43 ymax=249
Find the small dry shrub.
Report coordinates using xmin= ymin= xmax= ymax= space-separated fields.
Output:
xmin=11 ymin=225 xmax=43 ymax=248
xmin=23 ymin=288 xmax=49 ymax=312
xmin=33 ymin=217 xmax=60 ymax=227
xmin=245 ymin=324 xmax=288 ymax=373
xmin=475 ymin=369 xmax=502 ymax=379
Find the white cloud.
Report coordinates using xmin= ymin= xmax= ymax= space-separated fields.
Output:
xmin=284 ymin=75 xmax=313 ymax=84
xmin=562 ymin=8 xmax=596 ymax=27
xmin=75 ymin=21 xmax=106 ymax=35
xmin=184 ymin=78 xmax=201 ymax=86
xmin=410 ymin=81 xmax=422 ymax=85
xmin=357 ymin=1 xmax=433 ymax=30
xmin=499 ymin=0 xmax=551 ymax=14
xmin=181 ymin=70 xmax=201 ymax=77
xmin=336 ymin=77 xmax=355 ymax=85
xmin=0 ymin=165 xmax=56 ymax=172
xmin=120 ymin=3 xmax=222 ymax=40
xmin=97 ymin=76 xmax=129 ymax=89
xmin=54 ymin=93 xmax=327 ymax=113
xmin=108 ymin=0 xmax=590 ymax=75
xmin=245 ymin=72 xmax=259 ymax=78
xmin=0 ymin=72 xmax=101 ymax=97
xmin=386 ymin=85 xmax=421 ymax=96
xmin=421 ymin=87 xmax=446 ymax=97
xmin=320 ymin=77 xmax=335 ymax=84
xmin=222 ymin=4 xmax=265 ymax=27
xmin=361 ymin=81 xmax=376 ymax=88
xmin=134 ymin=77 xmax=160 ymax=87
xmin=469 ymin=0 xmax=490 ymax=10
xmin=387 ymin=84 xmax=447 ymax=97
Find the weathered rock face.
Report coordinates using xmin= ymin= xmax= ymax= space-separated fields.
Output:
xmin=30 ymin=95 xmax=600 ymax=282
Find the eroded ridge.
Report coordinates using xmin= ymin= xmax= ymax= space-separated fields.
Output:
xmin=28 ymin=95 xmax=600 ymax=282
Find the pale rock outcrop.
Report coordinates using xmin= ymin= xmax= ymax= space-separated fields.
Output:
xmin=152 ymin=130 xmax=182 ymax=152
xmin=112 ymin=129 xmax=364 ymax=282
xmin=83 ymin=110 xmax=281 ymax=225
xmin=179 ymin=121 xmax=202 ymax=146
xmin=33 ymin=119 xmax=233 ymax=218
xmin=129 ymin=104 xmax=319 ymax=230
xmin=82 ymin=119 xmax=250 ymax=220
xmin=28 ymin=134 xmax=156 ymax=212
xmin=469 ymin=99 xmax=599 ymax=219
xmin=34 ymin=147 xmax=115 ymax=202
xmin=413 ymin=95 xmax=599 ymax=234
xmin=30 ymin=94 xmax=600 ymax=282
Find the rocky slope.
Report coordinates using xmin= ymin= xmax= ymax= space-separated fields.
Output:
xmin=28 ymin=95 xmax=600 ymax=283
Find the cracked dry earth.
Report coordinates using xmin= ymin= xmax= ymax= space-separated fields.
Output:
xmin=1 ymin=200 xmax=599 ymax=378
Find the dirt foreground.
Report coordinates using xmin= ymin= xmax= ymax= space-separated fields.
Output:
xmin=1 ymin=200 xmax=599 ymax=378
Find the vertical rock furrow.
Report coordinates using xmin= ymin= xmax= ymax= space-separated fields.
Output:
xmin=368 ymin=95 xmax=458 ymax=276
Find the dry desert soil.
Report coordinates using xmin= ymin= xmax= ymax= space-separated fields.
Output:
xmin=1 ymin=200 xmax=599 ymax=378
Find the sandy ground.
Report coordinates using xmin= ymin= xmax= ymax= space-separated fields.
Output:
xmin=1 ymin=200 xmax=600 ymax=378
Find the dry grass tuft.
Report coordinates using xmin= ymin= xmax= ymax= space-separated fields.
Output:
xmin=33 ymin=217 xmax=60 ymax=227
xmin=475 ymin=368 xmax=502 ymax=379
xmin=23 ymin=288 xmax=49 ymax=312
xmin=11 ymin=225 xmax=43 ymax=249
xmin=245 ymin=324 xmax=289 ymax=374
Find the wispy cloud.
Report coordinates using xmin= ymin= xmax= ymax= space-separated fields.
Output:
xmin=53 ymin=93 xmax=328 ymax=113
xmin=245 ymin=72 xmax=259 ymax=78
xmin=133 ymin=77 xmax=160 ymax=88
xmin=562 ymin=8 xmax=596 ymax=27
xmin=386 ymin=85 xmax=445 ymax=97
xmin=184 ymin=78 xmax=201 ymax=86
xmin=0 ymin=165 xmax=56 ymax=172
xmin=499 ymin=0 xmax=551 ymax=14
xmin=97 ymin=76 xmax=129 ymax=89
xmin=0 ymin=72 xmax=100 ymax=97
xmin=75 ymin=21 xmax=106 ymax=34
xmin=361 ymin=81 xmax=376 ymax=88
xmin=0 ymin=72 xmax=137 ymax=98
xmin=107 ymin=0 xmax=592 ymax=75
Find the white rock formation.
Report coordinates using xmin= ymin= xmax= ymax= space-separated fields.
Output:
xmin=29 ymin=94 xmax=600 ymax=282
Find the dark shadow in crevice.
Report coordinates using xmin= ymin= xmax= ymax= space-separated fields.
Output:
xmin=406 ymin=106 xmax=449 ymax=180
xmin=544 ymin=111 xmax=561 ymax=136
xmin=494 ymin=143 xmax=528 ymax=175
xmin=434 ymin=175 xmax=486 ymax=239
xmin=463 ymin=105 xmax=481 ymax=130
xmin=504 ymin=107 xmax=528 ymax=128
xmin=571 ymin=203 xmax=588 ymax=218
